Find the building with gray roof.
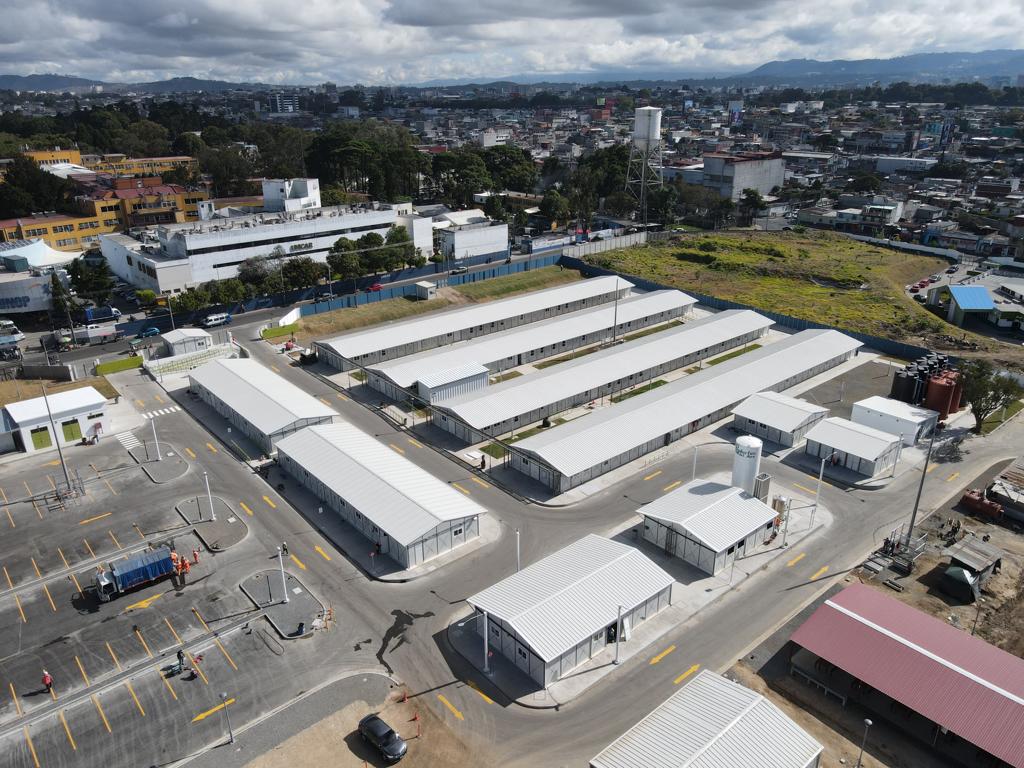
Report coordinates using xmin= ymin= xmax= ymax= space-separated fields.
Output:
xmin=731 ymin=391 xmax=829 ymax=447
xmin=804 ymin=417 xmax=902 ymax=478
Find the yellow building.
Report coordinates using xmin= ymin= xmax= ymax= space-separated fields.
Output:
xmin=0 ymin=211 xmax=114 ymax=251
xmin=76 ymin=176 xmax=209 ymax=229
xmin=81 ymin=154 xmax=199 ymax=176
xmin=23 ymin=148 xmax=84 ymax=167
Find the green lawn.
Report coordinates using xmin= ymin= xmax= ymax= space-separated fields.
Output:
xmin=95 ymin=357 xmax=143 ymax=375
xmin=611 ymin=379 xmax=667 ymax=403
xmin=454 ymin=266 xmax=581 ymax=301
xmin=480 ymin=416 xmax=567 ymax=458
xmin=262 ymin=323 xmax=298 ymax=340
xmin=980 ymin=399 xmax=1024 ymax=435
xmin=621 ymin=321 xmax=681 ymax=342
xmin=491 ymin=370 xmax=523 ymax=383
xmin=535 ymin=345 xmax=603 ymax=369
xmin=350 ymin=370 xmax=367 ymax=382
xmin=707 ymin=343 xmax=762 ymax=366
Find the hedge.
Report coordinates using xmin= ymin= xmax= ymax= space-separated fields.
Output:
xmin=261 ymin=323 xmax=298 ymax=340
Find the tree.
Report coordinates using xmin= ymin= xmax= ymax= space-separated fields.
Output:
xmin=848 ymin=173 xmax=882 ymax=194
xmin=328 ymin=237 xmax=364 ymax=292
xmin=539 ymin=189 xmax=571 ymax=223
xmin=431 ymin=149 xmax=492 ymax=207
xmin=960 ymin=360 xmax=1024 ymax=433
xmin=135 ymin=289 xmax=156 ymax=306
xmin=282 ymin=256 xmax=321 ymax=290
xmin=199 ymin=146 xmax=254 ymax=197
xmin=68 ymin=259 xmax=114 ymax=305
xmin=384 ymin=225 xmax=415 ymax=269
xmin=0 ymin=155 xmax=73 ymax=218
xmin=356 ymin=232 xmax=387 ymax=274
xmin=237 ymin=256 xmax=270 ymax=288
xmin=480 ymin=145 xmax=538 ymax=192
xmin=483 ymin=195 xmax=507 ymax=222
xmin=49 ymin=273 xmax=71 ymax=319
xmin=737 ymin=188 xmax=765 ymax=226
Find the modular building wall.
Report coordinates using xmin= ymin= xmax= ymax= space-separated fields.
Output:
xmin=804 ymin=437 xmax=900 ymax=478
xmin=277 ymin=449 xmax=479 ymax=568
xmin=7 ymin=404 xmax=107 ymax=453
xmin=850 ymin=402 xmax=937 ymax=446
xmin=730 ymin=410 xmax=826 ymax=448
xmin=475 ymin=585 xmax=672 ymax=687
xmin=642 ymin=514 xmax=774 ymax=576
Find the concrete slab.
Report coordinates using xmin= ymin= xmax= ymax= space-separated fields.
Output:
xmin=176 ymin=496 xmax=248 ymax=551
xmin=130 ymin=440 xmax=189 ymax=482
xmin=240 ymin=570 xmax=325 ymax=640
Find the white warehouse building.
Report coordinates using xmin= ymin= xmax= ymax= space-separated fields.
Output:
xmin=315 ymin=275 xmax=634 ymax=370
xmin=731 ymin=391 xmax=829 ymax=447
xmin=804 ymin=417 xmax=902 ymax=478
xmin=467 ymin=535 xmax=673 ymax=688
xmin=851 ymin=395 xmax=938 ymax=446
xmin=277 ymin=423 xmax=485 ymax=569
xmin=510 ymin=330 xmax=862 ymax=493
xmin=438 ymin=221 xmax=510 ymax=260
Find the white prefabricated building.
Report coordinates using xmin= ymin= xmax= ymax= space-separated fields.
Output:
xmin=276 ymin=422 xmax=485 ymax=569
xmin=851 ymin=395 xmax=938 ymax=446
xmin=162 ymin=328 xmax=212 ymax=356
xmin=804 ymin=417 xmax=902 ymax=477
xmin=466 ymin=535 xmax=673 ymax=687
xmin=731 ymin=391 xmax=829 ymax=447
xmin=1 ymin=386 xmax=107 ymax=453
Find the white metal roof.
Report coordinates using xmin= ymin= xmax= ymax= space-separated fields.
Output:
xmin=275 ymin=422 xmax=485 ymax=546
xmin=852 ymin=395 xmax=938 ymax=425
xmin=590 ymin=669 xmax=823 ymax=768
xmin=0 ymin=237 xmax=80 ymax=266
xmin=320 ymin=275 xmax=633 ymax=360
xmin=731 ymin=391 xmax=828 ymax=433
xmin=641 ymin=480 xmax=778 ymax=553
xmin=467 ymin=535 xmax=673 ymax=663
xmin=4 ymin=386 xmax=106 ymax=427
xmin=370 ymin=290 xmax=694 ymax=388
xmin=804 ymin=417 xmax=901 ymax=461
xmin=189 ymin=359 xmax=336 ymax=437
xmin=162 ymin=328 xmax=211 ymax=343
xmin=514 ymin=330 xmax=862 ymax=478
xmin=418 ymin=362 xmax=489 ymax=390
xmin=437 ymin=311 xmax=772 ymax=430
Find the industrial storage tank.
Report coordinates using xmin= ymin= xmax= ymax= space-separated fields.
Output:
xmin=632 ymin=107 xmax=663 ymax=152
xmin=732 ymin=435 xmax=763 ymax=494
xmin=925 ymin=372 xmax=957 ymax=419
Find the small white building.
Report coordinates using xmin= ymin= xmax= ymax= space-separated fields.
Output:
xmin=414 ymin=280 xmax=437 ymax=300
xmin=417 ymin=363 xmax=490 ymax=404
xmin=467 ymin=535 xmax=673 ymax=688
xmin=641 ymin=480 xmax=778 ymax=576
xmin=1 ymin=386 xmax=107 ymax=453
xmin=438 ymin=221 xmax=509 ymax=261
xmin=731 ymin=391 xmax=829 ymax=447
xmin=805 ymin=417 xmax=902 ymax=477
xmin=162 ymin=328 xmax=212 ymax=357
xmin=591 ymin=669 xmax=823 ymax=768
xmin=851 ymin=395 xmax=938 ymax=446
xmin=276 ymin=423 xmax=485 ymax=569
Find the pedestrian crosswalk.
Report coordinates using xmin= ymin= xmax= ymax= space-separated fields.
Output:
xmin=116 ymin=432 xmax=142 ymax=450
xmin=142 ymin=405 xmax=182 ymax=419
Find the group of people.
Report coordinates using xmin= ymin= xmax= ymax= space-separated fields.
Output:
xmin=169 ymin=549 xmax=199 ymax=585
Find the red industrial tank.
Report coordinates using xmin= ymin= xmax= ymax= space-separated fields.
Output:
xmin=925 ymin=372 xmax=957 ymax=419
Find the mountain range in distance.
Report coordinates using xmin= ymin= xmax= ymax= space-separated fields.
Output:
xmin=2 ymin=49 xmax=1023 ymax=94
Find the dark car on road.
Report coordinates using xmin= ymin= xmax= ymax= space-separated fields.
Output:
xmin=358 ymin=714 xmax=407 ymax=763
xmin=135 ymin=327 xmax=160 ymax=339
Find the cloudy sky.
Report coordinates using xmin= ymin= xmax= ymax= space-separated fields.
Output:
xmin=4 ymin=0 xmax=1023 ymax=84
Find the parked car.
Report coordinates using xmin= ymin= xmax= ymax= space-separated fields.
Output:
xmin=450 ymin=265 xmax=469 ymax=275
xmin=366 ymin=283 xmax=383 ymax=292
xmin=200 ymin=313 xmax=231 ymax=328
xmin=358 ymin=714 xmax=407 ymax=763
xmin=946 ymin=266 xmax=959 ymax=274
xmin=914 ymin=294 xmax=927 ymax=303
xmin=929 ymin=274 xmax=941 ymax=282
xmin=135 ymin=327 xmax=160 ymax=339
xmin=909 ymin=286 xmax=920 ymax=293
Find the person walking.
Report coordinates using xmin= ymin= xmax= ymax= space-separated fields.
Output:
xmin=41 ymin=670 xmax=53 ymax=694
xmin=282 ymin=541 xmax=289 ymax=556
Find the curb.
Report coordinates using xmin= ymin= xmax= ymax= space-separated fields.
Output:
xmin=239 ymin=572 xmax=325 ymax=640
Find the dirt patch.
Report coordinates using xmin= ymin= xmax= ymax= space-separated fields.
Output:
xmin=244 ymin=686 xmax=475 ymax=768
xmin=0 ymin=375 xmax=117 ymax=407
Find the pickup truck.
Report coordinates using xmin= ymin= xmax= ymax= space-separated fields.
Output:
xmin=94 ymin=546 xmax=174 ymax=602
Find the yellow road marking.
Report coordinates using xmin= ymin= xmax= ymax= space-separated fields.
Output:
xmin=644 ymin=469 xmax=663 ymax=481
xmin=926 ymin=464 xmax=939 ymax=474
xmin=270 ymin=364 xmax=280 ymax=372
xmin=231 ymin=440 xmax=251 ymax=460
xmin=30 ymin=557 xmax=41 ymax=578
xmin=793 ymin=482 xmax=816 ymax=495
xmin=68 ymin=571 xmax=83 ymax=594
xmin=471 ymin=476 xmax=490 ymax=488
xmin=674 ymin=663 xmax=700 ymax=685
xmin=164 ymin=617 xmax=184 ymax=646
xmin=134 ymin=523 xmax=146 ymax=540
xmin=811 ymin=565 xmax=829 ymax=581
xmin=45 ymin=459 xmax=61 ymax=467
xmin=437 ymin=693 xmax=465 ymax=721
xmin=407 ymin=437 xmax=423 ymax=448
xmin=3 ymin=564 xmax=12 ymax=588
xmin=239 ymin=501 xmax=254 ymax=517
xmin=290 ymin=554 xmax=307 ymax=570
xmin=124 ymin=592 xmax=165 ymax=611
xmin=59 ymin=710 xmax=77 ymax=750
xmin=206 ymin=442 xmax=218 ymax=453
xmin=104 ymin=478 xmax=118 ymax=495
xmin=57 ymin=547 xmax=71 ymax=568
xmin=192 ymin=606 xmax=212 ymax=633
xmin=389 ymin=442 xmax=405 ymax=455
xmin=314 ymin=545 xmax=332 ymax=561
xmin=83 ymin=538 xmax=96 ymax=558
xmin=663 ymin=480 xmax=681 ymax=492
xmin=319 ymin=396 xmax=331 ymax=405
xmin=24 ymin=480 xmax=33 ymax=497
xmin=336 ymin=393 xmax=349 ymax=402
xmin=75 ymin=655 xmax=90 ymax=686
xmin=79 ymin=511 xmax=112 ymax=525
xmin=106 ymin=642 xmax=122 ymax=671
xmin=9 ymin=682 xmax=21 ymax=715
xmin=125 ymin=681 xmax=145 ymax=716
xmin=650 ymin=645 xmax=676 ymax=665
xmin=92 ymin=694 xmax=112 ymax=733
xmin=787 ymin=552 xmax=806 ymax=567
xmin=42 ymin=584 xmax=56 ymax=612
xmin=135 ymin=628 xmax=153 ymax=658
xmin=185 ymin=447 xmax=197 ymax=459
xmin=14 ymin=594 xmax=26 ymax=623
xmin=23 ymin=726 xmax=40 ymax=767
xmin=154 ymin=394 xmax=164 ymax=404
xmin=214 ymin=638 xmax=238 ymax=671
xmin=160 ymin=671 xmax=178 ymax=701
xmin=4 ymin=508 xmax=13 ymax=528
xmin=31 ymin=498 xmax=42 ymax=519
xmin=262 ymin=495 xmax=276 ymax=509
xmin=47 ymin=475 xmax=56 ymax=491
xmin=135 ymin=399 xmax=145 ymax=408
xmin=49 ymin=685 xmax=57 ymax=701
xmin=946 ymin=471 xmax=960 ymax=483
xmin=452 ymin=482 xmax=470 ymax=495
xmin=467 ymin=680 xmax=493 ymax=704
xmin=192 ymin=697 xmax=234 ymax=723
xmin=108 ymin=530 xmax=121 ymax=549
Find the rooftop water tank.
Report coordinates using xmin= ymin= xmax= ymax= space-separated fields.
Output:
xmin=732 ymin=435 xmax=763 ymax=495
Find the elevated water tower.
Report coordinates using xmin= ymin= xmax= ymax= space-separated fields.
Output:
xmin=625 ymin=106 xmax=664 ymax=228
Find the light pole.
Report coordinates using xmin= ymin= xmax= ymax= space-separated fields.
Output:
xmin=812 ymin=451 xmax=838 ymax=530
xmin=220 ymin=692 xmax=234 ymax=744
xmin=972 ymin=597 xmax=986 ymax=636
xmin=613 ymin=604 xmax=623 ymax=665
xmin=482 ymin=611 xmax=490 ymax=674
xmin=203 ymin=471 xmax=216 ymax=522
xmin=515 ymin=528 xmax=520 ymax=572
xmin=855 ymin=718 xmax=872 ymax=768
xmin=904 ymin=431 xmax=936 ymax=550
xmin=277 ymin=546 xmax=289 ymax=604
xmin=40 ymin=382 xmax=72 ymax=489
xmin=780 ymin=496 xmax=793 ymax=547
xmin=151 ymin=417 xmax=162 ymax=461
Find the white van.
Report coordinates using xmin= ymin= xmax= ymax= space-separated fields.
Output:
xmin=201 ymin=313 xmax=231 ymax=328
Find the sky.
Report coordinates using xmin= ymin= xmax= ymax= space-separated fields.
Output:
xmin=3 ymin=0 xmax=1024 ymax=85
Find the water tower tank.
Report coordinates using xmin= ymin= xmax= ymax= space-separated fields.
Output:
xmin=732 ymin=435 xmax=763 ymax=494
xmin=633 ymin=107 xmax=662 ymax=152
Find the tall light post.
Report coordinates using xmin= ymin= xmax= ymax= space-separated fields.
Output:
xmin=151 ymin=417 xmax=162 ymax=462
xmin=904 ymin=431 xmax=936 ymax=550
xmin=482 ymin=611 xmax=490 ymax=674
xmin=515 ymin=528 xmax=521 ymax=572
xmin=277 ymin=546 xmax=289 ymax=604
xmin=613 ymin=604 xmax=623 ymax=665
xmin=855 ymin=718 xmax=873 ymax=768
xmin=220 ymin=692 xmax=234 ymax=744
xmin=203 ymin=471 xmax=216 ymax=522
xmin=812 ymin=451 xmax=839 ymax=530
xmin=40 ymin=382 xmax=72 ymax=489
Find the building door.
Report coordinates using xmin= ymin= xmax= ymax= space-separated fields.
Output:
xmin=664 ymin=528 xmax=676 ymax=556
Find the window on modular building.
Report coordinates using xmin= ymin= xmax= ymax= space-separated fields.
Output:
xmin=453 ymin=528 xmax=462 ymax=537
xmin=30 ymin=426 xmax=52 ymax=450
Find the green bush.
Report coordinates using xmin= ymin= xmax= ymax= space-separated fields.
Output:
xmin=261 ymin=323 xmax=298 ymax=340
xmin=95 ymin=357 xmax=143 ymax=375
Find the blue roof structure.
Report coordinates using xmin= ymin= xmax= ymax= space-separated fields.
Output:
xmin=949 ymin=285 xmax=995 ymax=311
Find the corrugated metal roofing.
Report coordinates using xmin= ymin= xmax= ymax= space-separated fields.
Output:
xmin=791 ymin=583 xmax=1024 ymax=767
xmin=4 ymin=386 xmax=106 ymax=426
xmin=417 ymin=362 xmax=489 ymax=390
xmin=943 ymin=538 xmax=1003 ymax=573
xmin=804 ymin=417 xmax=900 ymax=461
xmin=438 ymin=310 xmax=772 ymax=430
xmin=189 ymin=359 xmax=336 ymax=436
xmin=640 ymin=480 xmax=778 ymax=553
xmin=467 ymin=535 xmax=673 ymax=663
xmin=590 ymin=669 xmax=823 ymax=768
xmin=852 ymin=395 xmax=938 ymax=424
xmin=949 ymin=285 xmax=995 ymax=311
xmin=275 ymin=422 xmax=486 ymax=546
xmin=513 ymin=330 xmax=862 ymax=478
xmin=731 ymin=391 xmax=828 ymax=433
xmin=370 ymin=290 xmax=695 ymax=388
xmin=162 ymin=328 xmax=211 ymax=343
xmin=321 ymin=275 xmax=634 ymax=360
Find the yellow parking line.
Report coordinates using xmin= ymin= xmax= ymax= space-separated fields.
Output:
xmin=290 ymin=554 xmax=307 ymax=571
xmin=160 ymin=671 xmax=178 ymax=701
xmin=466 ymin=680 xmax=493 ymax=704
xmin=792 ymin=482 xmax=816 ymax=495
xmin=134 ymin=523 xmax=146 ymax=540
xmin=810 ymin=565 xmax=829 ymax=581
xmin=452 ymin=482 xmax=470 ymax=495
xmin=9 ymin=682 xmax=21 ymax=716
xmin=59 ymin=710 xmax=77 ymax=750
xmin=437 ymin=693 xmax=465 ymax=721
xmin=135 ymin=627 xmax=154 ymax=658
xmin=239 ymin=502 xmax=254 ymax=516
xmin=926 ymin=463 xmax=939 ymax=474
xmin=109 ymin=530 xmax=121 ymax=549
xmin=79 ymin=511 xmax=112 ymax=525
xmin=192 ymin=697 xmax=234 ymax=723
xmin=154 ymin=394 xmax=164 ymax=404
xmin=663 ymin=480 xmax=681 ymax=492
xmin=164 ymin=617 xmax=184 ymax=646
xmin=49 ymin=685 xmax=57 ymax=701
xmin=787 ymin=553 xmax=806 ymax=567
xmin=314 ymin=545 xmax=332 ymax=561
xmin=644 ymin=469 xmax=663 ymax=481
xmin=83 ymin=538 xmax=96 ymax=558
xmin=389 ymin=442 xmax=405 ymax=455
xmin=270 ymin=364 xmax=280 ymax=372
xmin=187 ymin=652 xmax=209 ymax=684
xmin=319 ymin=396 xmax=331 ymax=405
xmin=192 ymin=606 xmax=211 ymax=633
xmin=92 ymin=694 xmax=112 ymax=733
xmin=30 ymin=557 xmax=41 ymax=578
xmin=650 ymin=645 xmax=676 ymax=665
xmin=104 ymin=478 xmax=118 ymax=495
xmin=47 ymin=475 xmax=56 ymax=491
xmin=3 ymin=565 xmax=11 ymax=588
xmin=4 ymin=507 xmax=13 ymax=528
xmin=262 ymin=495 xmax=277 ymax=509
xmin=106 ymin=642 xmax=122 ymax=671
xmin=214 ymin=638 xmax=238 ymax=671
xmin=23 ymin=480 xmax=33 ymax=497
xmin=206 ymin=442 xmax=218 ymax=453
xmin=674 ymin=663 xmax=700 ymax=685
xmin=946 ymin=471 xmax=960 ymax=483
xmin=125 ymin=680 xmax=145 ymax=716
xmin=471 ymin=476 xmax=490 ymax=488
xmin=336 ymin=393 xmax=349 ymax=402
xmin=57 ymin=547 xmax=71 ymax=568
xmin=408 ymin=437 xmax=423 ymax=448
xmin=23 ymin=726 xmax=40 ymax=767
xmin=42 ymin=584 xmax=56 ymax=612
xmin=14 ymin=594 xmax=26 ymax=623
xmin=185 ymin=448 xmax=197 ymax=459
xmin=135 ymin=399 xmax=145 ymax=408
xmin=75 ymin=655 xmax=91 ymax=686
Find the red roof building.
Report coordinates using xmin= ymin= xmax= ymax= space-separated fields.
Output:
xmin=791 ymin=583 xmax=1024 ymax=767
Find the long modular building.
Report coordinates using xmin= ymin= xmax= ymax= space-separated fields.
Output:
xmin=731 ymin=391 xmax=829 ymax=447
xmin=365 ymin=289 xmax=695 ymax=402
xmin=432 ymin=310 xmax=773 ymax=443
xmin=804 ymin=417 xmax=902 ymax=477
xmin=510 ymin=329 xmax=862 ymax=493
xmin=189 ymin=359 xmax=337 ymax=455
xmin=277 ymin=422 xmax=486 ymax=569
xmin=314 ymin=275 xmax=634 ymax=370
xmin=466 ymin=535 xmax=673 ymax=688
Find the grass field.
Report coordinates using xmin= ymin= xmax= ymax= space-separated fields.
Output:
xmin=980 ymin=399 xmax=1024 ymax=434
xmin=0 ymin=376 xmax=118 ymax=407
xmin=707 ymin=343 xmax=762 ymax=366
xmin=480 ymin=416 xmax=568 ymax=458
xmin=610 ymin=379 xmax=667 ymax=403
xmin=491 ymin=370 xmax=523 ymax=384
xmin=95 ymin=356 xmax=143 ymax=375
xmin=454 ymin=266 xmax=581 ymax=301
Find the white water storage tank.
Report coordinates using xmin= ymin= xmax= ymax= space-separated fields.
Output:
xmin=633 ymin=107 xmax=662 ymax=152
xmin=732 ymin=435 xmax=763 ymax=494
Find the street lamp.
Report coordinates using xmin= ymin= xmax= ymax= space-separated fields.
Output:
xmin=812 ymin=451 xmax=839 ymax=530
xmin=203 ymin=471 xmax=216 ymax=522
xmin=855 ymin=718 xmax=873 ymax=768
xmin=220 ymin=692 xmax=234 ymax=744
xmin=613 ymin=604 xmax=624 ymax=665
xmin=277 ymin=546 xmax=289 ymax=604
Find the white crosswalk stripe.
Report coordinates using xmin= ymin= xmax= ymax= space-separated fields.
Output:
xmin=141 ymin=405 xmax=182 ymax=420
xmin=116 ymin=432 xmax=141 ymax=450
